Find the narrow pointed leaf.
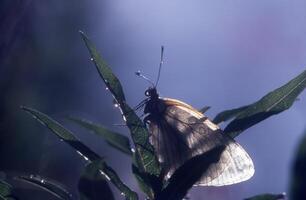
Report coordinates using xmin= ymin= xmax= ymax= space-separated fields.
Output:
xmin=120 ymin=103 xmax=160 ymax=175
xmin=213 ymin=105 xmax=250 ymax=124
xmin=78 ymin=162 xmax=114 ymax=200
xmin=199 ymin=106 xmax=211 ymax=114
xmin=22 ymin=107 xmax=137 ymax=200
xmin=218 ymin=70 xmax=306 ymax=138
xmin=16 ymin=175 xmax=73 ymax=200
xmin=80 ymin=32 xmax=160 ymax=179
xmin=69 ymin=117 xmax=132 ymax=156
xmin=86 ymin=160 xmax=138 ymax=200
xmin=244 ymin=193 xmax=286 ymax=200
xmin=21 ymin=106 xmax=100 ymax=161
xmin=290 ymin=129 xmax=306 ymax=200
xmin=80 ymin=30 xmax=125 ymax=102
xmin=156 ymin=145 xmax=226 ymax=200
xmin=132 ymin=164 xmax=154 ymax=199
xmin=131 ymin=153 xmax=162 ymax=199
xmin=0 ymin=179 xmax=13 ymax=198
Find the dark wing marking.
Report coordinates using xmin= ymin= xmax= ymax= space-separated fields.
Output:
xmin=148 ymin=118 xmax=190 ymax=176
xmin=148 ymin=98 xmax=254 ymax=186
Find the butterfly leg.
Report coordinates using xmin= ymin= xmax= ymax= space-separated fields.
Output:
xmin=143 ymin=115 xmax=152 ymax=126
xmin=143 ymin=115 xmax=154 ymax=138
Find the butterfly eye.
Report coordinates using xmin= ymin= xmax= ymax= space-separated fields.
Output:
xmin=145 ymin=90 xmax=150 ymax=96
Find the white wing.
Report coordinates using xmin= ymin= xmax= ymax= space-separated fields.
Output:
xmin=148 ymin=98 xmax=254 ymax=186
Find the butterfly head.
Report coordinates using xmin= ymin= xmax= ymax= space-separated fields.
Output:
xmin=144 ymin=87 xmax=166 ymax=115
xmin=139 ymin=46 xmax=166 ymax=115
xmin=145 ymin=87 xmax=159 ymax=99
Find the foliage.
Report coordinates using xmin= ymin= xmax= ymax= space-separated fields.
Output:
xmin=0 ymin=179 xmax=13 ymax=199
xmin=15 ymin=175 xmax=73 ymax=200
xmin=68 ymin=117 xmax=132 ymax=156
xmin=290 ymin=129 xmax=306 ymax=200
xmin=3 ymin=32 xmax=304 ymax=199
xmin=244 ymin=193 xmax=285 ymax=200
xmin=78 ymin=162 xmax=114 ymax=200
xmin=214 ymin=70 xmax=306 ymax=138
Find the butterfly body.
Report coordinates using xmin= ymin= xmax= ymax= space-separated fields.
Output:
xmin=143 ymin=87 xmax=255 ymax=186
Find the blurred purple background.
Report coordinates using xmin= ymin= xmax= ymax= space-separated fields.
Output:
xmin=1 ymin=1 xmax=306 ymax=199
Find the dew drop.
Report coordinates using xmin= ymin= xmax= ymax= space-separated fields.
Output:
xmin=41 ymin=179 xmax=45 ymax=183
xmin=99 ymin=170 xmax=111 ymax=181
xmin=76 ymin=151 xmax=89 ymax=161
xmin=122 ymin=115 xmax=127 ymax=122
xmin=105 ymin=87 xmax=109 ymax=90
xmin=112 ymin=99 xmax=120 ymax=108
xmin=90 ymin=57 xmax=94 ymax=61
xmin=131 ymin=148 xmax=135 ymax=153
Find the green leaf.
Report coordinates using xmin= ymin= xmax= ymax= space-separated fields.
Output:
xmin=68 ymin=117 xmax=132 ymax=156
xmin=16 ymin=175 xmax=73 ymax=200
xmin=131 ymin=153 xmax=162 ymax=199
xmin=199 ymin=106 xmax=211 ymax=114
xmin=132 ymin=164 xmax=154 ymax=199
xmin=84 ymin=160 xmax=138 ymax=200
xmin=22 ymin=106 xmax=138 ymax=200
xmin=80 ymin=32 xmax=160 ymax=178
xmin=213 ymin=105 xmax=250 ymax=124
xmin=244 ymin=193 xmax=286 ymax=200
xmin=21 ymin=106 xmax=100 ymax=161
xmin=120 ymin=104 xmax=160 ymax=175
xmin=290 ymin=129 xmax=306 ymax=200
xmin=156 ymin=145 xmax=226 ymax=200
xmin=78 ymin=162 xmax=114 ymax=200
xmin=79 ymin=31 xmax=125 ymax=102
xmin=0 ymin=179 xmax=13 ymax=198
xmin=217 ymin=70 xmax=306 ymax=138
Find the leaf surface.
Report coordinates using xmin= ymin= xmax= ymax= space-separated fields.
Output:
xmin=69 ymin=117 xmax=132 ymax=156
xmin=16 ymin=175 xmax=73 ymax=200
xmin=214 ymin=70 xmax=306 ymax=138
xmin=290 ymin=129 xmax=306 ymax=200
xmin=22 ymin=107 xmax=138 ymax=200
xmin=0 ymin=179 xmax=13 ymax=199
xmin=80 ymin=32 xmax=160 ymax=183
xmin=78 ymin=162 xmax=115 ymax=200
xmin=244 ymin=193 xmax=285 ymax=200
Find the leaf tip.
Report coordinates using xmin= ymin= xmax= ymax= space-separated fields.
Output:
xmin=20 ymin=105 xmax=33 ymax=114
xmin=79 ymin=30 xmax=89 ymax=42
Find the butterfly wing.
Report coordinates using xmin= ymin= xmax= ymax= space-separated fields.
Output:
xmin=147 ymin=98 xmax=254 ymax=186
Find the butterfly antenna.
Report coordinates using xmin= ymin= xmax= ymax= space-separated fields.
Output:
xmin=135 ymin=70 xmax=155 ymax=87
xmin=155 ymin=45 xmax=164 ymax=87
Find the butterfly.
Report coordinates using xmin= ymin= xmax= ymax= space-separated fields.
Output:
xmin=137 ymin=46 xmax=254 ymax=186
